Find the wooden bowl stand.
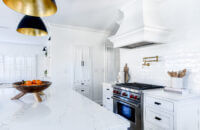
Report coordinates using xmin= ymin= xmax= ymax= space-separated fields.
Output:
xmin=11 ymin=92 xmax=43 ymax=102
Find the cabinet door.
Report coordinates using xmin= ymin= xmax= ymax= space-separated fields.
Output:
xmin=74 ymin=47 xmax=83 ymax=83
xmin=74 ymin=47 xmax=91 ymax=84
xmin=145 ymin=107 xmax=173 ymax=130
xmin=103 ymin=83 xmax=113 ymax=111
xmin=106 ymin=99 xmax=113 ymax=111
xmin=79 ymin=87 xmax=89 ymax=98
xmin=74 ymin=86 xmax=90 ymax=98
xmin=82 ymin=47 xmax=91 ymax=84
xmin=103 ymin=97 xmax=113 ymax=111
xmin=144 ymin=122 xmax=158 ymax=130
xmin=0 ymin=56 xmax=4 ymax=83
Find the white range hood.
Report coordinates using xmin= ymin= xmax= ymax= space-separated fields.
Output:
xmin=109 ymin=0 xmax=170 ymax=48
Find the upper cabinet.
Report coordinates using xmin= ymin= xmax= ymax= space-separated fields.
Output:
xmin=74 ymin=46 xmax=92 ymax=85
xmin=109 ymin=0 xmax=170 ymax=49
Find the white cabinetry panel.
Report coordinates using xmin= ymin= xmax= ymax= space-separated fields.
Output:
xmin=0 ymin=56 xmax=3 ymax=83
xmin=73 ymin=47 xmax=92 ymax=99
xmin=74 ymin=47 xmax=91 ymax=84
xmin=145 ymin=107 xmax=173 ymax=130
xmin=143 ymin=90 xmax=200 ymax=130
xmin=103 ymin=83 xmax=113 ymax=111
xmin=145 ymin=96 xmax=174 ymax=112
xmin=74 ymin=84 xmax=90 ymax=98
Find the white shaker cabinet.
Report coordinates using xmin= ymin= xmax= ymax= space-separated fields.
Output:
xmin=143 ymin=89 xmax=200 ymax=130
xmin=74 ymin=83 xmax=90 ymax=98
xmin=103 ymin=83 xmax=113 ymax=111
xmin=73 ymin=47 xmax=92 ymax=99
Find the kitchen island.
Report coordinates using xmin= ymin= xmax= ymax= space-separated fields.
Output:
xmin=0 ymin=85 xmax=129 ymax=130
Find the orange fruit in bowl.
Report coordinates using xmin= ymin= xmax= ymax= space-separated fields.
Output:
xmin=25 ymin=81 xmax=32 ymax=86
xmin=36 ymin=80 xmax=42 ymax=85
xmin=32 ymin=80 xmax=37 ymax=84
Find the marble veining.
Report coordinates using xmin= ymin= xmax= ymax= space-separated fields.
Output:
xmin=0 ymin=85 xmax=129 ymax=130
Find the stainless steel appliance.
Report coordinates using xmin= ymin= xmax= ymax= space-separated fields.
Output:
xmin=112 ymin=83 xmax=164 ymax=130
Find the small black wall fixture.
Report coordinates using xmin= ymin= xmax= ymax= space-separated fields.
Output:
xmin=43 ymin=47 xmax=48 ymax=57
xmin=48 ymin=37 xmax=51 ymax=41
xmin=17 ymin=15 xmax=48 ymax=36
xmin=3 ymin=0 xmax=57 ymax=17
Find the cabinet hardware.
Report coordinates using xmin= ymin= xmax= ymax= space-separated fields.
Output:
xmin=155 ymin=116 xmax=162 ymax=121
xmin=106 ymin=89 xmax=110 ymax=90
xmin=107 ymin=98 xmax=110 ymax=100
xmin=112 ymin=96 xmax=140 ymax=108
xmin=81 ymin=90 xmax=84 ymax=92
xmin=81 ymin=61 xmax=84 ymax=67
xmin=154 ymin=102 xmax=161 ymax=105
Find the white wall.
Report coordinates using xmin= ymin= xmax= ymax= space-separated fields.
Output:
xmin=50 ymin=24 xmax=110 ymax=103
xmin=120 ymin=0 xmax=200 ymax=93
xmin=0 ymin=41 xmax=44 ymax=84
xmin=0 ymin=42 xmax=43 ymax=56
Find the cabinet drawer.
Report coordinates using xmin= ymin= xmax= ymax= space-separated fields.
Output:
xmin=106 ymin=97 xmax=113 ymax=104
xmin=75 ymin=87 xmax=89 ymax=98
xmin=144 ymin=121 xmax=158 ymax=130
xmin=103 ymin=96 xmax=113 ymax=111
xmin=107 ymin=103 xmax=113 ymax=111
xmin=103 ymin=86 xmax=113 ymax=96
xmin=145 ymin=96 xmax=174 ymax=112
xmin=145 ymin=107 xmax=173 ymax=130
xmin=144 ymin=121 xmax=169 ymax=130
xmin=103 ymin=96 xmax=113 ymax=105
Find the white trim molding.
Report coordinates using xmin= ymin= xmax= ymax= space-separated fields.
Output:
xmin=49 ymin=23 xmax=111 ymax=35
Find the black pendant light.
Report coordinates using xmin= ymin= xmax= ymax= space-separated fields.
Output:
xmin=17 ymin=15 xmax=48 ymax=36
xmin=3 ymin=0 xmax=57 ymax=17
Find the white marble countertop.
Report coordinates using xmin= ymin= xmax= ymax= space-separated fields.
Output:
xmin=0 ymin=85 xmax=129 ymax=130
xmin=143 ymin=89 xmax=200 ymax=101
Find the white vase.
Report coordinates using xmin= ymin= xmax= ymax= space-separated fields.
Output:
xmin=171 ymin=78 xmax=183 ymax=89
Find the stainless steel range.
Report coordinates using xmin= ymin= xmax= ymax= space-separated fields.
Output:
xmin=112 ymin=83 xmax=164 ymax=130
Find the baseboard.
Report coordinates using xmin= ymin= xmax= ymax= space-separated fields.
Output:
xmin=94 ymin=99 xmax=102 ymax=105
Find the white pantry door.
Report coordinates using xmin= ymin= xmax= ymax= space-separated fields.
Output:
xmin=74 ymin=47 xmax=92 ymax=85
xmin=73 ymin=46 xmax=92 ymax=98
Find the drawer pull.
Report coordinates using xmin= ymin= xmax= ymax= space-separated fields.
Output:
xmin=106 ymin=89 xmax=110 ymax=91
xmin=154 ymin=102 xmax=161 ymax=105
xmin=81 ymin=90 xmax=84 ymax=92
xmin=107 ymin=98 xmax=110 ymax=100
xmin=155 ymin=117 xmax=162 ymax=121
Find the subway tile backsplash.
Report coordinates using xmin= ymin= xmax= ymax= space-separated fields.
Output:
xmin=120 ymin=42 xmax=200 ymax=93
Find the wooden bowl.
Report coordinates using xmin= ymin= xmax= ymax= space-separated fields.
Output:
xmin=13 ymin=81 xmax=52 ymax=93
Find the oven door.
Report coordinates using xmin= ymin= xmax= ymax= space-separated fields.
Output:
xmin=112 ymin=96 xmax=141 ymax=130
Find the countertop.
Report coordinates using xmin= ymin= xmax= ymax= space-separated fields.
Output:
xmin=143 ymin=89 xmax=200 ymax=101
xmin=0 ymin=85 xmax=129 ymax=130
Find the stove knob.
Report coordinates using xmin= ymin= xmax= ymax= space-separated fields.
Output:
xmin=134 ymin=96 xmax=138 ymax=99
xmin=116 ymin=91 xmax=120 ymax=94
xmin=122 ymin=92 xmax=127 ymax=96
xmin=113 ymin=90 xmax=116 ymax=93
xmin=130 ymin=95 xmax=134 ymax=98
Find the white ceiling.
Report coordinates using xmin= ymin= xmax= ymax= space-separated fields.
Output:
xmin=46 ymin=0 xmax=130 ymax=32
xmin=0 ymin=0 xmax=130 ymax=44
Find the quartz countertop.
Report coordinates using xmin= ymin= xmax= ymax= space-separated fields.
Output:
xmin=143 ymin=89 xmax=200 ymax=101
xmin=0 ymin=85 xmax=129 ymax=130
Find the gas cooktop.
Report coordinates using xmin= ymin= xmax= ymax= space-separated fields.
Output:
xmin=115 ymin=83 xmax=164 ymax=90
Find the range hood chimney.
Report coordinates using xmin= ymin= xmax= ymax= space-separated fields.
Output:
xmin=108 ymin=0 xmax=169 ymax=49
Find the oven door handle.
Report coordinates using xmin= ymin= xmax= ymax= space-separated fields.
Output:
xmin=112 ymin=96 xmax=140 ymax=108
